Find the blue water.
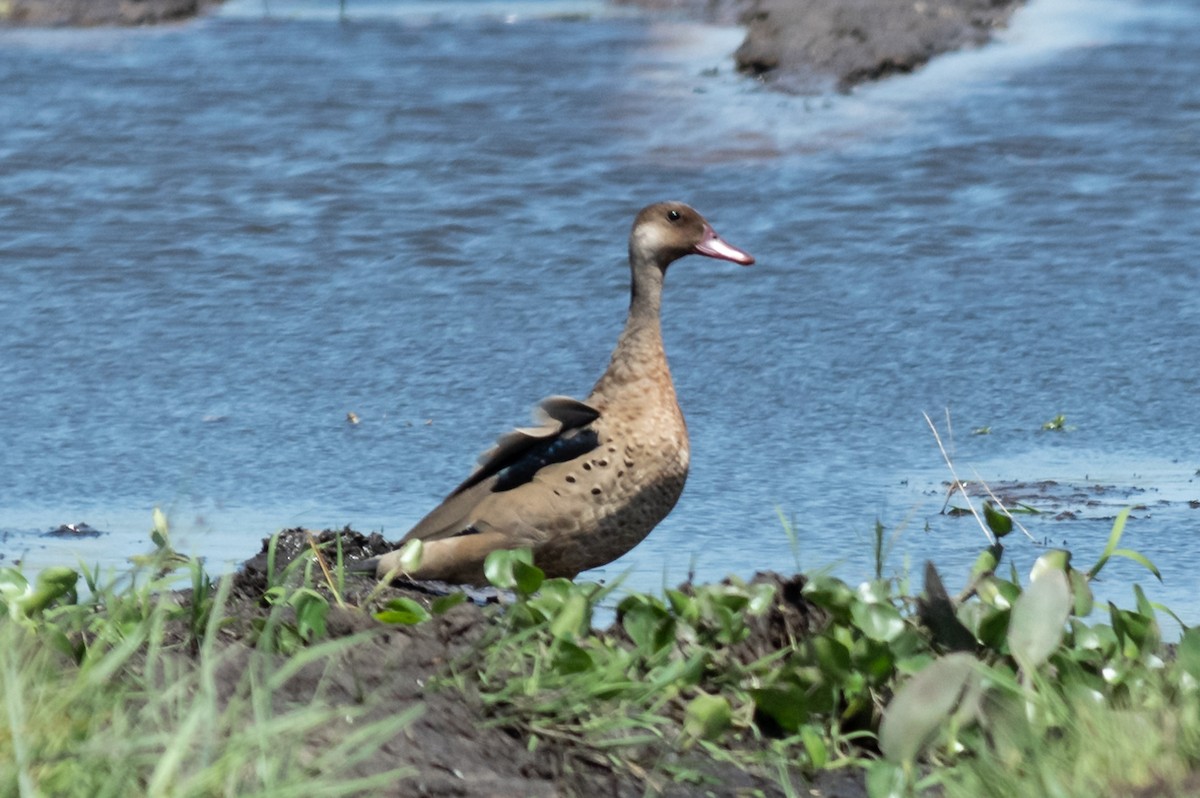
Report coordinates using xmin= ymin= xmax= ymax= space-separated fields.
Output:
xmin=1 ymin=0 xmax=1197 ymax=630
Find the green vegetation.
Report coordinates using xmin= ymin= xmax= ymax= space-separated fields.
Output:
xmin=1 ymin=502 xmax=1198 ymax=797
xmin=0 ymin=514 xmax=415 ymax=797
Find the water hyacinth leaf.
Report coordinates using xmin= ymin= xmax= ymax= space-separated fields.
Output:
xmin=851 ymin=600 xmax=905 ymax=642
xmin=621 ymin=600 xmax=674 ymax=653
xmin=879 ymin=652 xmax=977 ymax=763
xmin=1008 ymin=568 xmax=1071 ymax=671
xmin=975 ymin=576 xmax=1011 ymax=610
xmin=665 ymin=588 xmax=696 ymax=621
xmin=856 ymin=579 xmax=892 ymax=605
xmin=1029 ymin=549 xmax=1071 ymax=583
xmin=802 ymin=575 xmax=855 ymax=616
xmin=552 ymin=639 xmax=594 ymax=675
xmin=375 ymin=597 xmax=431 ymax=625
xmin=684 ymin=693 xmax=732 ymax=741
xmin=291 ymin=588 xmax=330 ymax=639
xmin=812 ymin=635 xmax=852 ymax=677
xmin=1068 ymin=568 xmax=1093 ymax=617
xmin=483 ymin=547 xmax=540 ymax=591
xmin=511 ymin=560 xmax=545 ymax=595
xmin=751 ymin=684 xmax=809 ymax=732
xmin=1087 ymin=506 xmax=1131 ymax=580
xmin=970 ymin=543 xmax=1004 ymax=580
xmin=983 ymin=502 xmax=1013 ymax=538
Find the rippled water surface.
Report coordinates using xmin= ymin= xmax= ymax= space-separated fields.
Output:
xmin=2 ymin=0 xmax=1198 ymax=626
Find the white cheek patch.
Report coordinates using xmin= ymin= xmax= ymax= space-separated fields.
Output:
xmin=632 ymin=223 xmax=669 ymax=254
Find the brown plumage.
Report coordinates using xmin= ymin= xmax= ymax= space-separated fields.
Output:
xmin=372 ymin=201 xmax=754 ymax=584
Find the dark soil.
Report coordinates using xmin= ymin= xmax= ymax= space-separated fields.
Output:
xmin=190 ymin=527 xmax=869 ymax=797
xmin=617 ymin=0 xmax=1026 ymax=93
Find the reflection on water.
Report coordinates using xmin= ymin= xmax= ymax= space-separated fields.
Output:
xmin=1 ymin=0 xmax=1198 ymax=630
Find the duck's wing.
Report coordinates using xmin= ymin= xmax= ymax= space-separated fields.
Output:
xmin=400 ymin=396 xmax=600 ymax=543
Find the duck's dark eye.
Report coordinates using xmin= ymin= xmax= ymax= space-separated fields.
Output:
xmin=667 ymin=209 xmax=681 ymax=222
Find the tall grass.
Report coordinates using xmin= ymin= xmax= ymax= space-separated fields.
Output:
xmin=0 ymin=572 xmax=415 ymax=798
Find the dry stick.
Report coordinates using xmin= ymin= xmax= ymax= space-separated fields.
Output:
xmin=307 ymin=536 xmax=347 ymax=609
xmin=968 ymin=465 xmax=1037 ymax=542
xmin=923 ymin=411 xmax=994 ymax=545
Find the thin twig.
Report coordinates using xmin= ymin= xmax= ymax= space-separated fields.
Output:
xmin=923 ymin=411 xmax=994 ymax=545
xmin=307 ymin=536 xmax=346 ymax=609
xmin=968 ymin=465 xmax=1037 ymax=542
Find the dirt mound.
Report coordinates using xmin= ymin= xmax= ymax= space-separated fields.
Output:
xmin=190 ymin=528 xmax=866 ymax=797
xmin=616 ymin=0 xmax=1025 ymax=93
xmin=0 ymin=0 xmax=221 ymax=26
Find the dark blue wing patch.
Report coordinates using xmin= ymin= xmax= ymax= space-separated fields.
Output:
xmin=490 ymin=428 xmax=600 ymax=492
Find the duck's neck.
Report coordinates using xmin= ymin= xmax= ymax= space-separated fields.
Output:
xmin=590 ymin=255 xmax=671 ymax=401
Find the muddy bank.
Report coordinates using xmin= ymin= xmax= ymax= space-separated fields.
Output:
xmin=208 ymin=527 xmax=866 ymax=797
xmin=0 ymin=0 xmax=220 ymax=26
xmin=619 ymin=0 xmax=1026 ymax=93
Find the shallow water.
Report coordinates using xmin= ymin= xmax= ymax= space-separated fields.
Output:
xmin=1 ymin=0 xmax=1197 ymax=629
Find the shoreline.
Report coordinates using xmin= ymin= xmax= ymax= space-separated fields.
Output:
xmin=1 ymin=0 xmax=1026 ymax=94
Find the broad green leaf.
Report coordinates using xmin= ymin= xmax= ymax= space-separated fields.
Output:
xmin=683 ymin=693 xmax=732 ymax=741
xmin=374 ymin=596 xmax=431 ymax=625
xmin=1178 ymin=627 xmax=1200 ymax=681
xmin=856 ymin=579 xmax=893 ymax=605
xmin=1068 ymin=567 xmax=1093 ymax=617
xmin=800 ymin=725 xmax=828 ymax=769
xmin=866 ymin=760 xmax=908 ymax=798
xmin=970 ymin=543 xmax=1004 ymax=580
xmin=1008 ymin=569 xmax=1071 ymax=671
xmin=812 ymin=635 xmax=852 ymax=677
xmin=548 ymin=592 xmax=590 ymax=639
xmin=851 ymin=601 xmax=905 ymax=642
xmin=483 ymin=548 xmax=536 ymax=590
xmin=622 ymin=601 xmax=674 ymax=654
xmin=1109 ymin=601 xmax=1157 ymax=658
xmin=291 ymin=589 xmax=330 ymax=639
xmin=879 ymin=653 xmax=977 ymax=763
xmin=802 ymin=575 xmax=855 ymax=616
xmin=552 ymin=639 xmax=594 ymax=674
xmin=511 ymin=560 xmax=545 ymax=595
xmin=983 ymin=502 xmax=1013 ymax=538
xmin=1029 ymin=549 xmax=1071 ymax=583
xmin=751 ymin=684 xmax=808 ymax=732
xmin=1087 ymin=507 xmax=1131 ymax=580
xmin=975 ymin=576 xmax=1011 ymax=610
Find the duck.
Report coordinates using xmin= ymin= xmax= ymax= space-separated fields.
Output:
xmin=367 ymin=201 xmax=754 ymax=584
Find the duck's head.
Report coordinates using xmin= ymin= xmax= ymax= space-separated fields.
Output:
xmin=629 ymin=202 xmax=755 ymax=269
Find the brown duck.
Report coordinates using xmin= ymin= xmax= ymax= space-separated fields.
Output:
xmin=369 ymin=202 xmax=753 ymax=584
